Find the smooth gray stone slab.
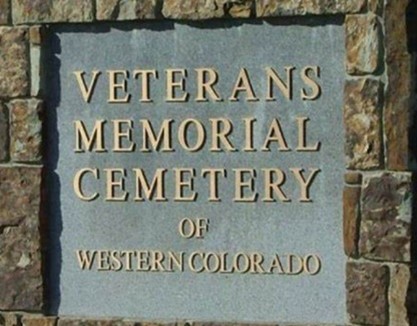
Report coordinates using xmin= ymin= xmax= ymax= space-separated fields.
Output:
xmin=45 ymin=19 xmax=346 ymax=324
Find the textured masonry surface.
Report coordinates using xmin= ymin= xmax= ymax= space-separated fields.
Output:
xmin=0 ymin=0 xmax=414 ymax=325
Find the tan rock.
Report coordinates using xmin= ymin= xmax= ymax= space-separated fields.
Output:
xmin=256 ymin=0 xmax=366 ymax=17
xmin=12 ymin=0 xmax=94 ymax=24
xmin=0 ymin=167 xmax=43 ymax=310
xmin=0 ymin=102 xmax=7 ymax=161
xmin=389 ymin=264 xmax=410 ymax=325
xmin=162 ymin=0 xmax=226 ymax=19
xmin=0 ymin=27 xmax=29 ymax=98
xmin=96 ymin=0 xmax=160 ymax=20
xmin=345 ymin=14 xmax=381 ymax=75
xmin=58 ymin=319 xmax=140 ymax=326
xmin=360 ymin=172 xmax=412 ymax=262
xmin=384 ymin=0 xmax=412 ymax=171
xmin=0 ymin=0 xmax=10 ymax=25
xmin=368 ymin=0 xmax=382 ymax=15
xmin=10 ymin=99 xmax=43 ymax=162
xmin=21 ymin=316 xmax=57 ymax=326
xmin=29 ymin=26 xmax=42 ymax=45
xmin=228 ymin=1 xmax=253 ymax=18
xmin=0 ymin=313 xmax=19 ymax=326
xmin=344 ymin=78 xmax=382 ymax=169
xmin=346 ymin=261 xmax=389 ymax=325
xmin=343 ymin=186 xmax=360 ymax=257
xmin=344 ymin=172 xmax=362 ymax=185
xmin=161 ymin=0 xmax=253 ymax=19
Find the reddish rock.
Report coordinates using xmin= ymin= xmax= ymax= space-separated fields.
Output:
xmin=346 ymin=262 xmax=389 ymax=325
xmin=359 ymin=172 xmax=412 ymax=262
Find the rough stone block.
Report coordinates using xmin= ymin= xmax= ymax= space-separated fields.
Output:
xmin=368 ymin=0 xmax=382 ymax=15
xmin=96 ymin=0 xmax=160 ymax=20
xmin=345 ymin=14 xmax=382 ymax=75
xmin=389 ymin=264 xmax=411 ymax=325
xmin=0 ymin=167 xmax=43 ymax=310
xmin=161 ymin=0 xmax=253 ymax=19
xmin=162 ymin=0 xmax=226 ymax=19
xmin=346 ymin=262 xmax=389 ymax=325
xmin=343 ymin=186 xmax=360 ymax=257
xmin=344 ymin=78 xmax=382 ymax=169
xmin=344 ymin=172 xmax=362 ymax=185
xmin=10 ymin=99 xmax=43 ymax=162
xmin=383 ymin=0 xmax=412 ymax=171
xmin=0 ymin=101 xmax=8 ymax=161
xmin=21 ymin=316 xmax=57 ymax=326
xmin=384 ymin=53 xmax=412 ymax=171
xmin=29 ymin=26 xmax=42 ymax=46
xmin=0 ymin=313 xmax=19 ymax=326
xmin=30 ymin=28 xmax=42 ymax=97
xmin=12 ymin=0 xmax=94 ymax=24
xmin=360 ymin=172 xmax=412 ymax=262
xmin=0 ymin=0 xmax=10 ymax=25
xmin=58 ymin=319 xmax=137 ymax=326
xmin=0 ymin=27 xmax=29 ymax=98
xmin=256 ymin=0 xmax=366 ymax=17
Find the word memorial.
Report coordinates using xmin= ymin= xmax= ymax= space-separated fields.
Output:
xmin=45 ymin=22 xmax=346 ymax=324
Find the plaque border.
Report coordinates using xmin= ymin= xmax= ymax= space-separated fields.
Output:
xmin=0 ymin=1 xmax=414 ymax=325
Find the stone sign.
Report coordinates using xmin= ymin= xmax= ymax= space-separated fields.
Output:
xmin=44 ymin=20 xmax=346 ymax=324
xmin=0 ymin=1 xmax=414 ymax=326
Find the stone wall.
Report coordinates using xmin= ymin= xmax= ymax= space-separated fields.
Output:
xmin=0 ymin=0 xmax=415 ymax=325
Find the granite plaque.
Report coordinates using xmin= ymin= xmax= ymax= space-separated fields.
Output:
xmin=45 ymin=20 xmax=346 ymax=324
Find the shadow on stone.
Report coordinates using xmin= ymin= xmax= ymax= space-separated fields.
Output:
xmin=407 ymin=0 xmax=417 ymax=324
xmin=42 ymin=28 xmax=63 ymax=315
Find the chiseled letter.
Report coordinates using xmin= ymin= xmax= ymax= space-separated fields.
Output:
xmin=77 ymin=250 xmax=97 ymax=270
xmin=73 ymin=168 xmax=99 ymax=201
xmin=174 ymin=168 xmax=197 ymax=201
xmin=296 ymin=117 xmax=320 ymax=152
xmin=290 ymin=168 xmax=321 ymax=202
xmin=74 ymin=120 xmax=106 ymax=153
xmin=141 ymin=119 xmax=174 ymax=152
xmin=201 ymin=168 xmax=226 ymax=202
xmin=178 ymin=119 xmax=206 ymax=152
xmin=108 ymin=70 xmax=131 ymax=103
xmin=133 ymin=168 xmax=167 ymax=201
xmin=166 ymin=69 xmax=189 ymax=102
xmin=229 ymin=68 xmax=258 ymax=101
xmin=195 ymin=68 xmax=221 ymax=102
xmin=233 ymin=169 xmax=257 ymax=202
xmin=210 ymin=118 xmax=236 ymax=152
xmin=301 ymin=66 xmax=321 ymax=100
xmin=133 ymin=69 xmax=158 ymax=102
xmin=265 ymin=66 xmax=295 ymax=101
xmin=113 ymin=119 xmax=135 ymax=152
xmin=261 ymin=119 xmax=290 ymax=152
xmin=104 ymin=168 xmax=128 ymax=201
xmin=262 ymin=168 xmax=290 ymax=202
xmin=243 ymin=117 xmax=256 ymax=152
xmin=73 ymin=70 xmax=101 ymax=103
